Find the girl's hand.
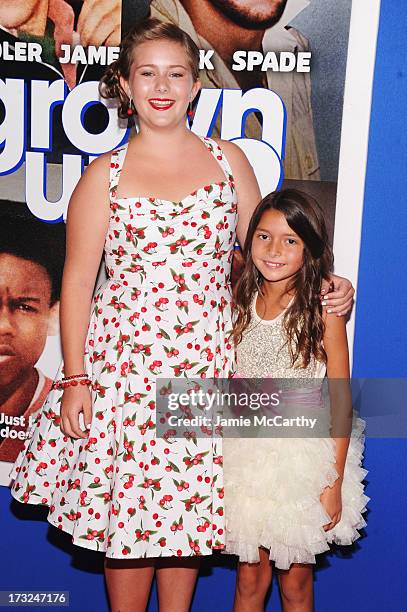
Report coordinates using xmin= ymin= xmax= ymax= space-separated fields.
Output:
xmin=320 ymin=274 xmax=354 ymax=316
xmin=60 ymin=386 xmax=92 ymax=439
xmin=320 ymin=479 xmax=342 ymax=531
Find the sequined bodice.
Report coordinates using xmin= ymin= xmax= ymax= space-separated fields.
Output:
xmin=236 ymin=293 xmax=326 ymax=379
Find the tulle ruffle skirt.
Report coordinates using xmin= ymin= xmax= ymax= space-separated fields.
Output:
xmin=223 ymin=414 xmax=369 ymax=569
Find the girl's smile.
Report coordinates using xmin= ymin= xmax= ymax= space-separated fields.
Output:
xmin=261 ymin=261 xmax=285 ymax=268
xmin=148 ymin=98 xmax=176 ymax=110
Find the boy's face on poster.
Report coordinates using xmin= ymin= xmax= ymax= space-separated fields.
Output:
xmin=207 ymin=0 xmax=288 ymax=29
xmin=0 ymin=254 xmax=58 ymax=387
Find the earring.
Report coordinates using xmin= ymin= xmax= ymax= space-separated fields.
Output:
xmin=187 ymin=99 xmax=194 ymax=118
xmin=127 ymin=96 xmax=135 ymax=116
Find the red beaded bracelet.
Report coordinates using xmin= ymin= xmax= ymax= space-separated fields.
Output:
xmin=61 ymin=373 xmax=88 ymax=382
xmin=53 ymin=378 xmax=92 ymax=390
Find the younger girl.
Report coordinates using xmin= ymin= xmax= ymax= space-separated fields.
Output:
xmin=223 ymin=189 xmax=368 ymax=611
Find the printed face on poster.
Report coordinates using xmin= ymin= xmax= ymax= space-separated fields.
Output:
xmin=0 ymin=0 xmax=380 ymax=479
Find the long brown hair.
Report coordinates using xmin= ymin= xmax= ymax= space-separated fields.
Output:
xmin=233 ymin=189 xmax=333 ymax=368
xmin=99 ymin=17 xmax=200 ymax=118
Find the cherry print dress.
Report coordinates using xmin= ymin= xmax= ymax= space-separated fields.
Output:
xmin=223 ymin=294 xmax=369 ymax=569
xmin=10 ymin=136 xmax=237 ymax=559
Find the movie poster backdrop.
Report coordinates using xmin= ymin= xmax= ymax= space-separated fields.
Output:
xmin=0 ymin=0 xmax=371 ymax=481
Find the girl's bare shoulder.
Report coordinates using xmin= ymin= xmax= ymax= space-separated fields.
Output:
xmin=211 ymin=137 xmax=251 ymax=168
xmin=68 ymin=151 xmax=112 ymax=212
xmin=211 ymin=138 xmax=257 ymax=191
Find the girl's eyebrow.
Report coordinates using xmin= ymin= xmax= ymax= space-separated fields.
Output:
xmin=135 ymin=64 xmax=187 ymax=69
xmin=256 ymin=227 xmax=298 ymax=238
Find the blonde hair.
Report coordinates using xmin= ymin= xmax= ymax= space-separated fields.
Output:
xmin=99 ymin=17 xmax=200 ymax=118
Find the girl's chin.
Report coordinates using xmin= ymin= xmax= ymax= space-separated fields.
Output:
xmin=261 ymin=275 xmax=286 ymax=283
xmin=258 ymin=269 xmax=295 ymax=284
xmin=139 ymin=114 xmax=185 ymax=127
xmin=258 ymin=266 xmax=286 ymax=280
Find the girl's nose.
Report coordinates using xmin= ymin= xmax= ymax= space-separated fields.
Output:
xmin=155 ymin=76 xmax=169 ymax=93
xmin=268 ymin=239 xmax=281 ymax=256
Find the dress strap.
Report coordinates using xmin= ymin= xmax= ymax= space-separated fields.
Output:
xmin=109 ymin=143 xmax=129 ymax=201
xmin=201 ymin=136 xmax=235 ymax=182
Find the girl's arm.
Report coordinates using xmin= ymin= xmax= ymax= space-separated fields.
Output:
xmin=59 ymin=154 xmax=111 ymax=439
xmin=60 ymin=154 xmax=111 ymax=376
xmin=320 ymin=313 xmax=352 ymax=530
xmin=215 ymin=139 xmax=262 ymax=248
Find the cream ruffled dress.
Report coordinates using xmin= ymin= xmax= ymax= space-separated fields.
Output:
xmin=223 ymin=295 xmax=369 ymax=569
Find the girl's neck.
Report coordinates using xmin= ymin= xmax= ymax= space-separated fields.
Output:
xmin=133 ymin=121 xmax=193 ymax=153
xmin=256 ymin=282 xmax=294 ymax=321
xmin=259 ymin=279 xmax=294 ymax=307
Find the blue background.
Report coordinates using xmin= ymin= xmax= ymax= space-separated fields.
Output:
xmin=1 ymin=3 xmax=406 ymax=609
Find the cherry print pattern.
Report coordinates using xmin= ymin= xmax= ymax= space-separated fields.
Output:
xmin=10 ymin=137 xmax=237 ymax=558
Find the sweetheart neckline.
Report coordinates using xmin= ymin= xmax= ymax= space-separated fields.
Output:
xmin=113 ymin=179 xmax=233 ymax=205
